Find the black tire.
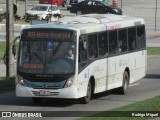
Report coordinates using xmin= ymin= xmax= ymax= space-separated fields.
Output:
xmin=119 ymin=71 xmax=129 ymax=94
xmin=76 ymin=10 xmax=83 ymax=15
xmin=32 ymin=97 xmax=42 ymax=103
xmin=80 ymin=81 xmax=91 ymax=104
xmin=111 ymin=71 xmax=129 ymax=94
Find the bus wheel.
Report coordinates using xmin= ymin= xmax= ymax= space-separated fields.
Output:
xmin=32 ymin=97 xmax=42 ymax=103
xmin=119 ymin=71 xmax=129 ymax=94
xmin=80 ymin=81 xmax=91 ymax=104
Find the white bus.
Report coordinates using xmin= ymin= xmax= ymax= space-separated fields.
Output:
xmin=16 ymin=14 xmax=146 ymax=104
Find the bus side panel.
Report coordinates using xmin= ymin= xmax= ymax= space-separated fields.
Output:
xmin=129 ymin=50 xmax=146 ymax=83
xmin=77 ymin=67 xmax=89 ymax=98
xmin=89 ymin=59 xmax=107 ymax=93
xmin=77 ymin=58 xmax=107 ymax=97
xmin=108 ymin=54 xmax=129 ymax=90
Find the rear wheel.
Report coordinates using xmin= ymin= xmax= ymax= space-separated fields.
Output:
xmin=76 ymin=10 xmax=83 ymax=15
xmin=118 ymin=71 xmax=129 ymax=94
xmin=80 ymin=81 xmax=91 ymax=104
xmin=111 ymin=71 xmax=129 ymax=94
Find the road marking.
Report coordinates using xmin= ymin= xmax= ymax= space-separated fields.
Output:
xmin=129 ymin=83 xmax=140 ymax=87
xmin=0 ymin=92 xmax=14 ymax=96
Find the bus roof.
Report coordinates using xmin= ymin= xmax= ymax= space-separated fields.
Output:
xmin=24 ymin=14 xmax=145 ymax=34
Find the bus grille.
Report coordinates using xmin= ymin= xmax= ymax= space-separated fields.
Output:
xmin=31 ymin=91 xmax=59 ymax=96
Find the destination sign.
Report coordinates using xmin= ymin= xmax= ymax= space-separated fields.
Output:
xmin=23 ymin=29 xmax=73 ymax=39
xmin=23 ymin=64 xmax=44 ymax=69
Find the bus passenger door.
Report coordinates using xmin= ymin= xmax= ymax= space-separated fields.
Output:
xmin=77 ymin=36 xmax=88 ymax=98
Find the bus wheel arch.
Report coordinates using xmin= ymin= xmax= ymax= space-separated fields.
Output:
xmin=111 ymin=68 xmax=130 ymax=94
xmin=80 ymin=76 xmax=95 ymax=104
xmin=90 ymin=76 xmax=95 ymax=97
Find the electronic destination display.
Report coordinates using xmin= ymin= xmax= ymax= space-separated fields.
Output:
xmin=22 ymin=29 xmax=74 ymax=40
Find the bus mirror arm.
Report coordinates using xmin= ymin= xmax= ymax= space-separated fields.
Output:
xmin=12 ymin=36 xmax=20 ymax=57
xmin=12 ymin=45 xmax=16 ymax=57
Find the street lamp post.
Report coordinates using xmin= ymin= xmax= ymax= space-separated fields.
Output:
xmin=6 ymin=0 xmax=15 ymax=77
xmin=155 ymin=0 xmax=157 ymax=31
xmin=25 ymin=0 xmax=28 ymax=14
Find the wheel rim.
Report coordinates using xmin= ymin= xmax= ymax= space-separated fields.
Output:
xmin=77 ymin=10 xmax=82 ymax=15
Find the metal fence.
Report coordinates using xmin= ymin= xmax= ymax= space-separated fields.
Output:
xmin=112 ymin=0 xmax=160 ymax=31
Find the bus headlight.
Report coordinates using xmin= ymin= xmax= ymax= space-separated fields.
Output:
xmin=65 ymin=76 xmax=75 ymax=88
xmin=18 ymin=75 xmax=25 ymax=86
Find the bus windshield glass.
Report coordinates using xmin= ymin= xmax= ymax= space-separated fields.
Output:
xmin=18 ymin=40 xmax=76 ymax=74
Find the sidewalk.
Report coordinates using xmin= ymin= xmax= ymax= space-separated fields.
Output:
xmin=0 ymin=61 xmax=6 ymax=77
xmin=146 ymin=30 xmax=160 ymax=39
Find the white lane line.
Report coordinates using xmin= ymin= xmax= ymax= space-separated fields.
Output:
xmin=129 ymin=83 xmax=140 ymax=87
xmin=0 ymin=92 xmax=15 ymax=96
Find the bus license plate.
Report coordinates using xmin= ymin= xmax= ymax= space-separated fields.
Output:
xmin=39 ymin=90 xmax=50 ymax=96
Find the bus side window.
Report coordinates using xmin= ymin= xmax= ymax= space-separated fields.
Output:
xmin=109 ymin=30 xmax=118 ymax=54
xmin=98 ymin=32 xmax=108 ymax=57
xmin=137 ymin=25 xmax=146 ymax=49
xmin=88 ymin=34 xmax=98 ymax=59
xmin=128 ymin=27 xmax=136 ymax=51
xmin=119 ymin=29 xmax=127 ymax=52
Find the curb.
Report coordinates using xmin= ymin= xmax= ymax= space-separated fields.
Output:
xmin=146 ymin=34 xmax=160 ymax=39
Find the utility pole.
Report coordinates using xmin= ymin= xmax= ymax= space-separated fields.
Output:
xmin=121 ymin=0 xmax=122 ymax=9
xmin=155 ymin=0 xmax=157 ymax=31
xmin=6 ymin=0 xmax=15 ymax=77
xmin=25 ymin=0 xmax=28 ymax=14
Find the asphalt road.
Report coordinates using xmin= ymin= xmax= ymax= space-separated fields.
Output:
xmin=147 ymin=37 xmax=160 ymax=47
xmin=0 ymin=56 xmax=160 ymax=120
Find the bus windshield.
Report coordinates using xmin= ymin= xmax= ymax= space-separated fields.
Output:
xmin=18 ymin=40 xmax=76 ymax=75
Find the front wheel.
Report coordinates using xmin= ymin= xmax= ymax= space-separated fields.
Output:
xmin=80 ymin=81 xmax=91 ymax=104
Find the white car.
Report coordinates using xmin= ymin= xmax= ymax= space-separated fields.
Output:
xmin=27 ymin=4 xmax=61 ymax=20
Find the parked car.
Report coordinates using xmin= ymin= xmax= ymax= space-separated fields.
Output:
xmin=69 ymin=0 xmax=122 ymax=15
xmin=66 ymin=0 xmax=84 ymax=10
xmin=39 ymin=0 xmax=65 ymax=7
xmin=27 ymin=4 xmax=61 ymax=20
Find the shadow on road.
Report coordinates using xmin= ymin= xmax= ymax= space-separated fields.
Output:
xmin=145 ymin=74 xmax=160 ymax=79
xmin=0 ymin=90 xmax=121 ymax=107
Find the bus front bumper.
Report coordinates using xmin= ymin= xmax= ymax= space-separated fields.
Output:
xmin=16 ymin=83 xmax=78 ymax=99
